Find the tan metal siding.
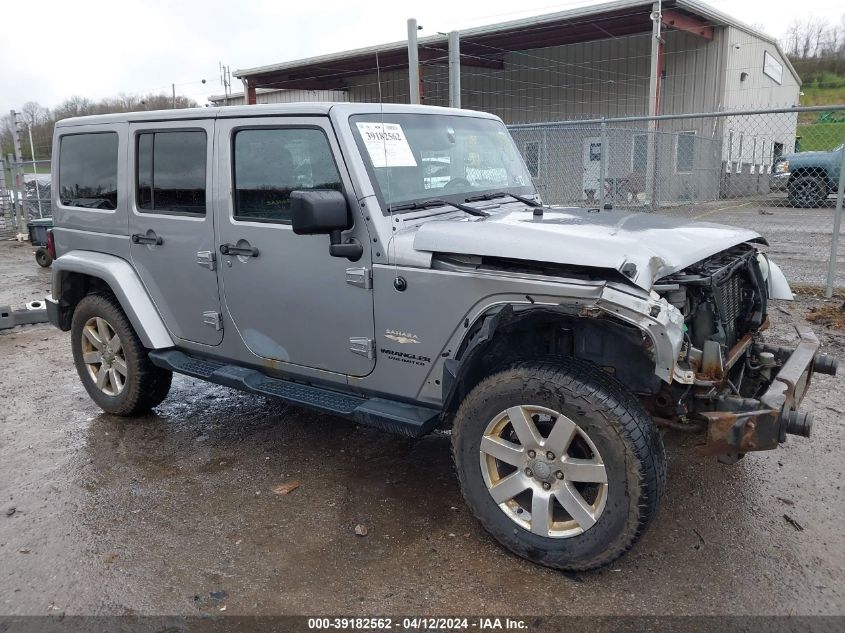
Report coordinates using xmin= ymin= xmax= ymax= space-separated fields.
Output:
xmin=722 ymin=26 xmax=800 ymax=110
xmin=660 ymin=29 xmax=725 ymax=116
xmin=258 ymin=89 xmax=348 ymax=104
xmin=345 ymin=69 xmax=411 ymax=104
xmin=209 ymin=89 xmax=348 ymax=106
xmin=340 ymin=30 xmax=731 ymax=124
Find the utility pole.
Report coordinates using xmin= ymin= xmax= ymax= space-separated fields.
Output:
xmin=407 ymin=18 xmax=421 ymax=105
xmin=0 ymin=156 xmax=7 ymax=229
xmin=172 ymin=83 xmax=176 ymax=109
xmin=647 ymin=0 xmax=663 ymax=119
xmin=645 ymin=0 xmax=663 ymax=211
xmin=9 ymin=111 xmax=26 ymax=234
xmin=448 ymin=31 xmax=461 ymax=108
xmin=220 ymin=62 xmax=232 ymax=100
xmin=825 ymin=135 xmax=845 ymax=297
xmin=9 ymin=111 xmax=22 ymax=163
xmin=599 ymin=118 xmax=608 ymax=212
xmin=24 ymin=119 xmax=42 ymax=217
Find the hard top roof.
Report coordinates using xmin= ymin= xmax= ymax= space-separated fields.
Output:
xmin=55 ymin=102 xmax=500 ymax=127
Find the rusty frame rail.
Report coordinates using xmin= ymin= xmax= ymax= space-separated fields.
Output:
xmin=698 ymin=326 xmax=820 ymax=457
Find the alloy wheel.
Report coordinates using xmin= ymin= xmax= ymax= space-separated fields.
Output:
xmin=479 ymin=405 xmax=609 ymax=538
xmin=80 ymin=316 xmax=127 ymax=396
xmin=791 ymin=179 xmax=822 ymax=206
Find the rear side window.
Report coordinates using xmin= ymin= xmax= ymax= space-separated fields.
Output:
xmin=59 ymin=133 xmax=119 ymax=210
xmin=137 ymin=130 xmax=207 ymax=214
xmin=233 ymin=128 xmax=342 ymax=223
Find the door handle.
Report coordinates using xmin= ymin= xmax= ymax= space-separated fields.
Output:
xmin=220 ymin=243 xmax=259 ymax=257
xmin=131 ymin=233 xmax=163 ymax=246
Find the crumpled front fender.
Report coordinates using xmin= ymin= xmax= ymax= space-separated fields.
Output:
xmin=765 ymin=257 xmax=794 ymax=300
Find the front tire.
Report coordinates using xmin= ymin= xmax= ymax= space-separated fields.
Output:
xmin=71 ymin=293 xmax=172 ymax=416
xmin=788 ymin=175 xmax=828 ymax=208
xmin=452 ymin=359 xmax=666 ymax=571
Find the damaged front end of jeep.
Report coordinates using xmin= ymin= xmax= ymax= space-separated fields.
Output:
xmin=647 ymin=244 xmax=837 ymax=462
xmin=407 ymin=201 xmax=834 ymax=461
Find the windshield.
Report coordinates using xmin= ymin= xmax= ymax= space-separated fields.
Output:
xmin=349 ymin=113 xmax=535 ymax=211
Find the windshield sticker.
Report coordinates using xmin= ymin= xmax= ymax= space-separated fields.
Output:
xmin=356 ymin=122 xmax=417 ymax=168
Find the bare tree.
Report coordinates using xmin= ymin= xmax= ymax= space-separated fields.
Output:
xmin=53 ymin=96 xmax=95 ymax=119
xmin=810 ymin=20 xmax=827 ymax=57
xmin=0 ymin=111 xmax=15 ymax=157
xmin=3 ymin=92 xmax=199 ymax=160
xmin=783 ymin=15 xmax=845 ymax=60
xmin=20 ymin=101 xmax=48 ymax=127
xmin=116 ymin=93 xmax=141 ymax=110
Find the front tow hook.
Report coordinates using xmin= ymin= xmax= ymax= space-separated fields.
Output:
xmin=814 ymin=353 xmax=838 ymax=376
xmin=783 ymin=410 xmax=814 ymax=438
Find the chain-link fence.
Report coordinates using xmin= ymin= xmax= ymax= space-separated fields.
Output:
xmin=0 ymin=158 xmax=51 ymax=240
xmin=0 ymin=157 xmax=15 ymax=239
xmin=509 ymin=105 xmax=845 ymax=293
xmin=0 ymin=183 xmax=14 ymax=240
xmin=3 ymin=109 xmax=844 ymax=292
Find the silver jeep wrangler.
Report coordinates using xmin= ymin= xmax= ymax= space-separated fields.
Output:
xmin=46 ymin=103 xmax=835 ymax=571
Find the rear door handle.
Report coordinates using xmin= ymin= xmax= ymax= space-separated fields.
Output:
xmin=131 ymin=233 xmax=163 ymax=246
xmin=220 ymin=243 xmax=259 ymax=257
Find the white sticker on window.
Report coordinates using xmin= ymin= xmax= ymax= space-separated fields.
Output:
xmin=356 ymin=122 xmax=417 ymax=168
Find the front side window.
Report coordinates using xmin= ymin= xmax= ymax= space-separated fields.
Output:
xmin=137 ymin=130 xmax=207 ymax=214
xmin=233 ymin=128 xmax=342 ymax=223
xmin=59 ymin=132 xmax=119 ymax=209
xmin=349 ymin=113 xmax=534 ymax=211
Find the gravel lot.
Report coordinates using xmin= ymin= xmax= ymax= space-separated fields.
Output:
xmin=0 ymin=239 xmax=843 ymax=617
xmin=655 ymin=195 xmax=845 ymax=288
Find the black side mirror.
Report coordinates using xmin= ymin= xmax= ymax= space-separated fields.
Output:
xmin=290 ymin=190 xmax=362 ymax=261
xmin=291 ymin=190 xmax=348 ymax=234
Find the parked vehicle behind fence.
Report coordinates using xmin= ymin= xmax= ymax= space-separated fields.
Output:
xmin=771 ymin=143 xmax=844 ymax=207
xmin=45 ymin=103 xmax=836 ymax=571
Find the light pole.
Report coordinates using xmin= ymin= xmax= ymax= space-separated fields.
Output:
xmin=25 ymin=119 xmax=42 ymax=217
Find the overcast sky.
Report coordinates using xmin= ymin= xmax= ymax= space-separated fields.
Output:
xmin=0 ymin=0 xmax=842 ymax=115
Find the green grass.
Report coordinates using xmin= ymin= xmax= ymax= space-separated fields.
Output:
xmin=798 ymin=72 xmax=845 ymax=151
xmin=1 ymin=164 xmax=47 ymax=191
xmin=796 ymin=77 xmax=845 ymax=151
xmin=802 ymin=85 xmax=845 ymax=106
xmin=800 ymin=71 xmax=845 ymax=102
xmin=796 ymin=120 xmax=845 ymax=151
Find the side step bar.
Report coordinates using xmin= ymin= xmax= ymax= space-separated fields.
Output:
xmin=148 ymin=350 xmax=441 ymax=438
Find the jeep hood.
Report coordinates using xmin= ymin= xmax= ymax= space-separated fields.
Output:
xmin=411 ymin=207 xmax=764 ymax=290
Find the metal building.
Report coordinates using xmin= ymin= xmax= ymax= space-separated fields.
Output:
xmin=210 ymin=0 xmax=801 ymax=206
xmin=214 ymin=0 xmax=799 ymax=117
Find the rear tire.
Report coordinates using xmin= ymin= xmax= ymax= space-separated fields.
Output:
xmin=71 ymin=293 xmax=172 ymax=416
xmin=35 ymin=247 xmax=52 ymax=268
xmin=452 ymin=359 xmax=666 ymax=571
xmin=788 ymin=175 xmax=828 ymax=208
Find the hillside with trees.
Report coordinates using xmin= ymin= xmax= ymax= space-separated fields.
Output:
xmin=784 ymin=16 xmax=845 ymax=106
xmin=782 ymin=16 xmax=845 ymax=150
xmin=1 ymin=93 xmax=198 ymax=164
